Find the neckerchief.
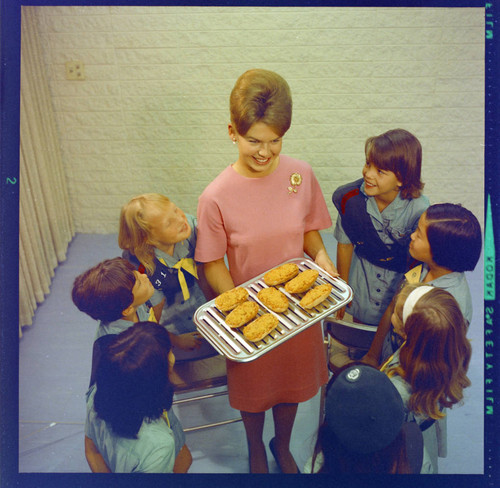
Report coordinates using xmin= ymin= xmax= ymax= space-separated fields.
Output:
xmin=161 ymin=257 xmax=198 ymax=301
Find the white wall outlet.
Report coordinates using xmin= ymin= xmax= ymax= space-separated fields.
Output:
xmin=65 ymin=61 xmax=85 ymax=80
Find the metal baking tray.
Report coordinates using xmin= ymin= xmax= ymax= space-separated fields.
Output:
xmin=194 ymin=258 xmax=353 ymax=362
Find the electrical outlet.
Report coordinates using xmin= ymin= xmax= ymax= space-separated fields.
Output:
xmin=65 ymin=61 xmax=85 ymax=80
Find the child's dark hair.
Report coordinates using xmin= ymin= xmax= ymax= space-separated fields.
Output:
xmin=365 ymin=128 xmax=424 ymax=200
xmin=72 ymin=257 xmax=136 ymax=323
xmin=94 ymin=322 xmax=174 ymax=438
xmin=315 ymin=421 xmax=410 ymax=474
xmin=312 ymin=363 xmax=411 ymax=474
xmin=425 ymin=203 xmax=482 ymax=272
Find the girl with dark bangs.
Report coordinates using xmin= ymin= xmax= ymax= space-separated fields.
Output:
xmin=382 ymin=284 xmax=472 ymax=473
xmin=84 ymin=322 xmax=192 ymax=473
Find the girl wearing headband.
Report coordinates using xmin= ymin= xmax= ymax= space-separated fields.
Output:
xmin=381 ymin=283 xmax=472 ymax=473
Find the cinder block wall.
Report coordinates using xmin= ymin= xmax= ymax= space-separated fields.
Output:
xmin=33 ymin=6 xmax=485 ymax=233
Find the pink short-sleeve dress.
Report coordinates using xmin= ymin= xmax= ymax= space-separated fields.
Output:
xmin=195 ymin=155 xmax=331 ymax=412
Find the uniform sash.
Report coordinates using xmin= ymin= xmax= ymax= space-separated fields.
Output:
xmin=332 ymin=179 xmax=410 ymax=273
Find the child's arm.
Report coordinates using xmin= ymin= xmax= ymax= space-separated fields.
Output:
xmin=361 ymin=298 xmax=395 ymax=367
xmin=84 ymin=436 xmax=111 ymax=473
xmin=203 ymin=258 xmax=235 ymax=295
xmin=304 ymin=230 xmax=339 ymax=277
xmin=173 ymin=444 xmax=193 ymax=473
xmin=335 ymin=242 xmax=354 ymax=319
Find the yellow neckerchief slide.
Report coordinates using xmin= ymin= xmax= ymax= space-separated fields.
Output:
xmin=405 ymin=264 xmax=422 ymax=284
xmin=147 ymin=307 xmax=157 ymax=323
xmin=159 ymin=257 xmax=198 ymax=301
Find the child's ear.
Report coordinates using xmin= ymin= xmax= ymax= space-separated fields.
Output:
xmin=145 ymin=235 xmax=158 ymax=247
xmin=121 ymin=304 xmax=135 ymax=318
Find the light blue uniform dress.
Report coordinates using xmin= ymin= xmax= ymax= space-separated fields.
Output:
xmin=419 ymin=264 xmax=473 ymax=324
xmin=85 ymin=385 xmax=185 ymax=473
xmin=333 ymin=182 xmax=429 ymax=325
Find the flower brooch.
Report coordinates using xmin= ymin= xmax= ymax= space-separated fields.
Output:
xmin=288 ymin=173 xmax=302 ymax=194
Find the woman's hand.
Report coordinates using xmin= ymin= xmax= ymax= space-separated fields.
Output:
xmin=170 ymin=332 xmax=202 ymax=351
xmin=303 ymin=231 xmax=339 ymax=277
xmin=314 ymin=248 xmax=339 ymax=277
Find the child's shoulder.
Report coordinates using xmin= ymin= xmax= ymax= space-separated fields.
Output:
xmin=332 ymin=178 xmax=364 ymax=209
xmin=185 ymin=213 xmax=197 ymax=230
xmin=333 ymin=178 xmax=364 ymax=196
xmin=184 ymin=213 xmax=198 ymax=249
xmin=407 ymin=193 xmax=430 ymax=212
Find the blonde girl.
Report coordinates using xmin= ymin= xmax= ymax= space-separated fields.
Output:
xmin=119 ymin=193 xmax=213 ymax=357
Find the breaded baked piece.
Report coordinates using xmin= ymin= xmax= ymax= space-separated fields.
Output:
xmin=214 ymin=287 xmax=249 ymax=312
xmin=257 ymin=287 xmax=289 ymax=313
xmin=300 ymin=284 xmax=333 ymax=309
xmin=243 ymin=313 xmax=279 ymax=342
xmin=225 ymin=301 xmax=260 ymax=328
xmin=263 ymin=263 xmax=299 ymax=286
xmin=284 ymin=269 xmax=319 ymax=294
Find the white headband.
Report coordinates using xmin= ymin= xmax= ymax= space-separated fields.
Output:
xmin=402 ymin=286 xmax=434 ymax=324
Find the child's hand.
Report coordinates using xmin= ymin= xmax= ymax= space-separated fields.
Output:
xmin=175 ymin=332 xmax=203 ymax=351
xmin=335 ymin=307 xmax=346 ymax=320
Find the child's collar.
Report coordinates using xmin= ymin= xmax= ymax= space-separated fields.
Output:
xmin=121 ymin=305 xmax=139 ymax=322
xmin=422 ymin=262 xmax=453 ymax=283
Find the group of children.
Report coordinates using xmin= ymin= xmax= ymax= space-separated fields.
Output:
xmin=71 ymin=120 xmax=481 ymax=473
xmin=321 ymin=128 xmax=480 ymax=473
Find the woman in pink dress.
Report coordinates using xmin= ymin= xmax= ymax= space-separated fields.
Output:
xmin=195 ymin=69 xmax=338 ymax=473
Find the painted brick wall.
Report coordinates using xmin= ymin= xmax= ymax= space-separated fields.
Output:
xmin=32 ymin=6 xmax=485 ymax=233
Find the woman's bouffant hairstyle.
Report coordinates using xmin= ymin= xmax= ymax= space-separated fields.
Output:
xmin=425 ymin=203 xmax=482 ymax=272
xmin=230 ymin=69 xmax=292 ymax=137
xmin=387 ymin=284 xmax=472 ymax=420
xmin=119 ymin=193 xmax=171 ymax=275
xmin=365 ymin=128 xmax=424 ymax=200
xmin=72 ymin=257 xmax=136 ymax=322
xmin=94 ymin=322 xmax=174 ymax=438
